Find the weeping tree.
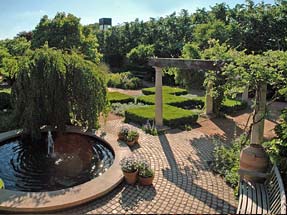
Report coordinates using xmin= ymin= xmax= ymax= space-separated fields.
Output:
xmin=12 ymin=46 xmax=108 ymax=140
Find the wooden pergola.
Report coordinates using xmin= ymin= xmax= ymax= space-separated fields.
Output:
xmin=148 ymin=58 xmax=265 ymax=145
xmin=148 ymin=58 xmax=224 ymax=125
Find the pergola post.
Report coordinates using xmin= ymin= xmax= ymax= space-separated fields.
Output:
xmin=251 ymin=83 xmax=267 ymax=144
xmin=205 ymin=81 xmax=213 ymax=115
xmin=242 ymin=86 xmax=249 ymax=102
xmin=154 ymin=66 xmax=163 ymax=127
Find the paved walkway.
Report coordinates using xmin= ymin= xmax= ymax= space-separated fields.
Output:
xmin=59 ymin=118 xmax=238 ymax=214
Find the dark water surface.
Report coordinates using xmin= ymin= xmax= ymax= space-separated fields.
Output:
xmin=0 ymin=134 xmax=114 ymax=192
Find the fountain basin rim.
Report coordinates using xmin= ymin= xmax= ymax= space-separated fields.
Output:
xmin=0 ymin=127 xmax=131 ymax=212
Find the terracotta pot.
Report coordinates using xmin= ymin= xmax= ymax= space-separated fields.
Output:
xmin=118 ymin=133 xmax=126 ymax=141
xmin=127 ymin=139 xmax=135 ymax=147
xmin=139 ymin=175 xmax=154 ymax=186
xmin=240 ymin=144 xmax=269 ymax=182
xmin=134 ymin=135 xmax=139 ymax=144
xmin=123 ymin=170 xmax=138 ymax=185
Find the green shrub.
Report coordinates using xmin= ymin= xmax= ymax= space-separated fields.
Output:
xmin=107 ymin=92 xmax=134 ymax=104
xmin=125 ymin=105 xmax=198 ymax=128
xmin=126 ymin=44 xmax=154 ymax=65
xmin=107 ymin=72 xmax=142 ymax=90
xmin=212 ymin=135 xmax=249 ymax=195
xmin=137 ymin=94 xmax=204 ymax=109
xmin=221 ymin=99 xmax=248 ymax=113
xmin=0 ymin=92 xmax=12 ymax=110
xmin=263 ymin=108 xmax=287 ymax=175
xmin=142 ymin=86 xmax=187 ymax=96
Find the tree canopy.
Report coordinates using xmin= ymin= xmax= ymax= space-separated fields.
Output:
xmin=12 ymin=46 xmax=107 ymax=140
xmin=32 ymin=12 xmax=102 ymax=64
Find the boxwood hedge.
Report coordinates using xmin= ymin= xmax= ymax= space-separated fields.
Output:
xmin=107 ymin=92 xmax=134 ymax=104
xmin=125 ymin=105 xmax=198 ymax=128
xmin=221 ymin=99 xmax=248 ymax=113
xmin=142 ymin=86 xmax=187 ymax=96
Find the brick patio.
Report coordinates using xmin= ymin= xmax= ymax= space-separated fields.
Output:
xmin=58 ymin=118 xmax=238 ymax=214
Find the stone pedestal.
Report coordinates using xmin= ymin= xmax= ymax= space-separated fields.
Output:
xmin=205 ymin=81 xmax=213 ymax=115
xmin=154 ymin=67 xmax=163 ymax=126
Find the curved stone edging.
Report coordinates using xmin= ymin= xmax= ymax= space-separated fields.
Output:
xmin=0 ymin=127 xmax=131 ymax=212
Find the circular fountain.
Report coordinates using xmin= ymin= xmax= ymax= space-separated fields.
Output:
xmin=0 ymin=127 xmax=131 ymax=212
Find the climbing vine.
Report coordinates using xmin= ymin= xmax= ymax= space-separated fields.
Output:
xmin=12 ymin=46 xmax=108 ymax=140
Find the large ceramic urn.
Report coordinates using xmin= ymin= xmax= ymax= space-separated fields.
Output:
xmin=239 ymin=144 xmax=269 ymax=182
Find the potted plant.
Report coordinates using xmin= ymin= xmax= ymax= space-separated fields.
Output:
xmin=118 ymin=126 xmax=129 ymax=141
xmin=126 ymin=132 xmax=136 ymax=146
xmin=138 ymin=159 xmax=154 ymax=186
xmin=120 ymin=156 xmax=138 ymax=184
xmin=130 ymin=130 xmax=139 ymax=144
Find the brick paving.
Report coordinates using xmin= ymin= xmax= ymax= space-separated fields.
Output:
xmin=58 ymin=118 xmax=238 ymax=214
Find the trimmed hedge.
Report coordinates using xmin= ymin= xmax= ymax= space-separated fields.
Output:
xmin=221 ymin=99 xmax=248 ymax=114
xmin=125 ymin=105 xmax=198 ymax=128
xmin=137 ymin=94 xmax=205 ymax=109
xmin=142 ymin=86 xmax=188 ymax=96
xmin=107 ymin=92 xmax=134 ymax=104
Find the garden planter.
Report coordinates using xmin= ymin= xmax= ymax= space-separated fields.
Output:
xmin=123 ymin=170 xmax=138 ymax=185
xmin=139 ymin=175 xmax=154 ymax=186
xmin=127 ymin=140 xmax=135 ymax=147
xmin=240 ymin=144 xmax=269 ymax=182
xmin=134 ymin=134 xmax=139 ymax=144
xmin=118 ymin=134 xmax=126 ymax=141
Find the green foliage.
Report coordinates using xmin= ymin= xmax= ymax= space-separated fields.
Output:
xmin=182 ymin=43 xmax=201 ymax=59
xmin=107 ymin=72 xmax=142 ymax=89
xmin=142 ymin=86 xmax=187 ymax=96
xmin=0 ymin=37 xmax=31 ymax=84
xmin=263 ymin=108 xmax=287 ymax=174
xmin=125 ymin=105 xmax=198 ymax=129
xmin=126 ymin=44 xmax=154 ymax=65
xmin=212 ymin=135 xmax=249 ymax=193
xmin=32 ymin=12 xmax=102 ymax=64
xmin=107 ymin=92 xmax=134 ymax=104
xmin=142 ymin=120 xmax=158 ymax=136
xmin=193 ymin=20 xmax=231 ymax=50
xmin=12 ymin=46 xmax=107 ymax=140
xmin=138 ymin=159 xmax=154 ymax=177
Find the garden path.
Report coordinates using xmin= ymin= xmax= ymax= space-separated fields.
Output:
xmin=58 ymin=88 xmax=286 ymax=214
xmin=60 ymin=117 xmax=238 ymax=214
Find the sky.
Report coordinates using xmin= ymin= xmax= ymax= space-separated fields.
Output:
xmin=0 ymin=0 xmax=275 ymax=40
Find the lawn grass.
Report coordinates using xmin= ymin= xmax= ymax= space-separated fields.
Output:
xmin=107 ymin=91 xmax=134 ymax=104
xmin=125 ymin=104 xmax=198 ymax=128
xmin=142 ymin=86 xmax=187 ymax=96
xmin=137 ymin=94 xmax=205 ymax=109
